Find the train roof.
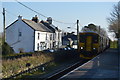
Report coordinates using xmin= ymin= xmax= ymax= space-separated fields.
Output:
xmin=80 ymin=31 xmax=108 ymax=38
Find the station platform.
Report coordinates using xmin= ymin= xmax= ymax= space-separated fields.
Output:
xmin=59 ymin=48 xmax=119 ymax=80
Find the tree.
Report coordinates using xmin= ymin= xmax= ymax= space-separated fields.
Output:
xmin=88 ymin=23 xmax=97 ymax=31
xmin=82 ymin=23 xmax=97 ymax=32
xmin=2 ymin=42 xmax=14 ymax=55
xmin=107 ymin=1 xmax=120 ymax=38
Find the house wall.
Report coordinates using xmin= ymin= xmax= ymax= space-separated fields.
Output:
xmin=6 ymin=18 xmax=34 ymax=53
xmin=55 ymin=31 xmax=62 ymax=48
xmin=34 ymin=31 xmax=53 ymax=51
xmin=59 ymin=32 xmax=62 ymax=46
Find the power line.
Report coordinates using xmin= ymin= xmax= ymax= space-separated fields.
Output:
xmin=15 ymin=0 xmax=47 ymax=18
xmin=15 ymin=0 xmax=75 ymax=24
xmin=52 ymin=19 xmax=76 ymax=24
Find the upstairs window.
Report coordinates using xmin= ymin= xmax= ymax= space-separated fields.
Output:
xmin=50 ymin=34 xmax=52 ymax=40
xmin=38 ymin=33 xmax=40 ymax=40
xmin=46 ymin=34 xmax=47 ymax=40
xmin=19 ymin=32 xmax=22 ymax=37
xmin=58 ymin=33 xmax=60 ymax=40
xmin=53 ymin=33 xmax=56 ymax=40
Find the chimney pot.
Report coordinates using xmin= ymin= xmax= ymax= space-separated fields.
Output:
xmin=47 ymin=17 xmax=52 ymax=24
xmin=18 ymin=15 xmax=22 ymax=20
xmin=32 ymin=15 xmax=39 ymax=23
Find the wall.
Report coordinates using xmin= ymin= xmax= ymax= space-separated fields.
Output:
xmin=34 ymin=31 xmax=53 ymax=51
xmin=6 ymin=19 xmax=34 ymax=53
xmin=55 ymin=31 xmax=62 ymax=48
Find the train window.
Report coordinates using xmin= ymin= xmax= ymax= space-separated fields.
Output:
xmin=93 ymin=35 xmax=98 ymax=43
xmin=80 ymin=35 xmax=85 ymax=43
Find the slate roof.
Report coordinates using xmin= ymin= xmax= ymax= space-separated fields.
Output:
xmin=50 ymin=24 xmax=61 ymax=32
xmin=41 ymin=20 xmax=61 ymax=33
xmin=62 ymin=35 xmax=77 ymax=41
xmin=6 ymin=18 xmax=61 ymax=33
xmin=22 ymin=19 xmax=53 ymax=32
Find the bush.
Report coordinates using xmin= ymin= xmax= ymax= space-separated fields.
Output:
xmin=2 ymin=42 xmax=14 ymax=55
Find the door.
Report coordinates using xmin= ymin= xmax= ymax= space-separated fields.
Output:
xmin=86 ymin=36 xmax=92 ymax=51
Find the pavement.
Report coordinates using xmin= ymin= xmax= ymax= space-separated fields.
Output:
xmin=60 ymin=48 xmax=119 ymax=80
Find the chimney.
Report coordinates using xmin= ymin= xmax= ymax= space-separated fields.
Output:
xmin=18 ymin=15 xmax=22 ymax=20
xmin=32 ymin=15 xmax=39 ymax=23
xmin=47 ymin=17 xmax=52 ymax=24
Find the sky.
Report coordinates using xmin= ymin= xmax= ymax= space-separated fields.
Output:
xmin=0 ymin=1 xmax=118 ymax=40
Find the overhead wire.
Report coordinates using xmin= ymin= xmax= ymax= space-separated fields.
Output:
xmin=15 ymin=0 xmax=76 ymax=24
xmin=15 ymin=0 xmax=47 ymax=18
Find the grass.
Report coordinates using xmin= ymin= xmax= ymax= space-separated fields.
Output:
xmin=2 ymin=50 xmax=78 ymax=79
xmin=15 ymin=51 xmax=79 ymax=79
xmin=17 ymin=61 xmax=58 ymax=79
xmin=2 ymin=52 xmax=54 ymax=78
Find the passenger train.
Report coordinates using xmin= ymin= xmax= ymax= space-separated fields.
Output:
xmin=78 ymin=26 xmax=110 ymax=59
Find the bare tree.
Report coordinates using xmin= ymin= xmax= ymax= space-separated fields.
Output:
xmin=107 ymin=1 xmax=120 ymax=38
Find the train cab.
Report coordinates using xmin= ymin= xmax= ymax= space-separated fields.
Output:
xmin=79 ymin=31 xmax=99 ymax=59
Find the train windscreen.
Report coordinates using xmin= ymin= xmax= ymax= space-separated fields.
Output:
xmin=79 ymin=34 xmax=85 ymax=43
xmin=93 ymin=35 xmax=98 ymax=43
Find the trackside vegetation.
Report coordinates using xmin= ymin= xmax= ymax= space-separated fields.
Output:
xmin=110 ymin=40 xmax=118 ymax=48
xmin=2 ymin=43 xmax=78 ymax=79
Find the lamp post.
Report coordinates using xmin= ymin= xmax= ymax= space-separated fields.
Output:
xmin=77 ymin=20 xmax=79 ymax=50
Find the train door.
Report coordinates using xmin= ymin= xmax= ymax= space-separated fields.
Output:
xmin=85 ymin=36 xmax=92 ymax=51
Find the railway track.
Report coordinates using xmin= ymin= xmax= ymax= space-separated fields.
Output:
xmin=45 ymin=59 xmax=88 ymax=80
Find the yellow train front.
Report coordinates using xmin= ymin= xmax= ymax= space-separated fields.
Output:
xmin=79 ymin=31 xmax=110 ymax=60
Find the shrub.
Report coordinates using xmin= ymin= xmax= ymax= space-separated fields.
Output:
xmin=2 ymin=42 xmax=14 ymax=55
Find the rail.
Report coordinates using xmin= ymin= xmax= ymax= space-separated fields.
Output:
xmin=45 ymin=59 xmax=88 ymax=80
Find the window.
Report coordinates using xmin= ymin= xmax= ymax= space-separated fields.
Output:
xmin=50 ymin=34 xmax=52 ymax=40
xmin=53 ymin=33 xmax=55 ymax=40
xmin=93 ymin=35 xmax=98 ymax=43
xmin=19 ymin=32 xmax=22 ymax=36
xmin=37 ymin=43 xmax=39 ymax=50
xmin=46 ymin=34 xmax=47 ymax=40
xmin=38 ymin=33 xmax=40 ymax=40
xmin=79 ymin=35 xmax=85 ymax=43
xmin=58 ymin=33 xmax=60 ymax=40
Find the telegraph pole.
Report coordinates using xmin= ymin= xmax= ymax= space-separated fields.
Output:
xmin=3 ymin=8 xmax=5 ymax=43
xmin=77 ymin=20 xmax=79 ymax=50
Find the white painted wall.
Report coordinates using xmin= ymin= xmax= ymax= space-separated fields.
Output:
xmin=55 ymin=31 xmax=62 ymax=48
xmin=6 ymin=17 xmax=63 ymax=53
xmin=6 ymin=18 xmax=34 ymax=53
xmin=34 ymin=31 xmax=53 ymax=51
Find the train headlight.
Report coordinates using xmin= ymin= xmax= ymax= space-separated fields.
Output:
xmin=93 ymin=48 xmax=96 ymax=50
xmin=81 ymin=47 xmax=83 ymax=49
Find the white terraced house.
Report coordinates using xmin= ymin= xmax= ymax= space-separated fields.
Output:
xmin=6 ymin=15 xmax=62 ymax=53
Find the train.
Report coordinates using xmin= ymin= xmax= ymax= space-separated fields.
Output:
xmin=78 ymin=25 xmax=110 ymax=59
